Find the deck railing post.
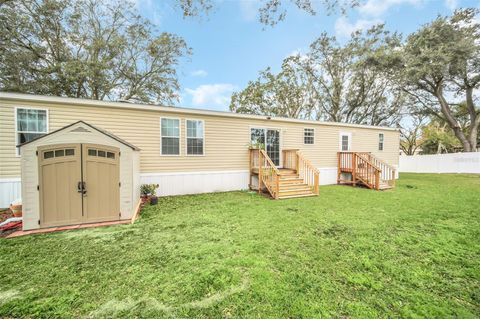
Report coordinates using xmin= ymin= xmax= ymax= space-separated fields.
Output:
xmin=314 ymin=172 xmax=319 ymax=195
xmin=258 ymin=152 xmax=263 ymax=193
xmin=375 ymin=170 xmax=380 ymax=190
xmin=275 ymin=173 xmax=280 ymax=199
xmin=352 ymin=153 xmax=356 ymax=186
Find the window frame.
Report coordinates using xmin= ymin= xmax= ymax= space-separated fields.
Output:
xmin=185 ymin=118 xmax=205 ymax=156
xmin=15 ymin=107 xmax=49 ymax=156
xmin=160 ymin=117 xmax=181 ymax=156
xmin=339 ymin=132 xmax=352 ymax=151
xmin=378 ymin=133 xmax=384 ymax=151
xmin=303 ymin=128 xmax=315 ymax=145
xmin=249 ymin=126 xmax=282 ymax=167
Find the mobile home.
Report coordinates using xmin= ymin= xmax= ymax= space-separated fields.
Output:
xmin=0 ymin=93 xmax=400 ymax=230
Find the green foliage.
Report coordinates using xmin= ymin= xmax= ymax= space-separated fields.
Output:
xmin=0 ymin=174 xmax=479 ymax=318
xmin=231 ymin=25 xmax=405 ymax=126
xmin=176 ymin=0 xmax=358 ymax=27
xmin=140 ymin=184 xmax=159 ymax=196
xmin=0 ymin=0 xmax=190 ymax=104
xmin=376 ymin=9 xmax=480 ymax=152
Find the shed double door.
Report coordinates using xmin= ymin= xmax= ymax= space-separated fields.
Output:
xmin=38 ymin=143 xmax=120 ymax=228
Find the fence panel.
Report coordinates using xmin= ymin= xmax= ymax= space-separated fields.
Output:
xmin=399 ymin=153 xmax=480 ymax=174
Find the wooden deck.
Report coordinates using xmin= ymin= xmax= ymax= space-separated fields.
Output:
xmin=249 ymin=149 xmax=319 ymax=199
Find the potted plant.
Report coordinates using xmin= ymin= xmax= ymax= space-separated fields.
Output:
xmin=149 ymin=184 xmax=159 ymax=205
xmin=140 ymin=184 xmax=159 ymax=205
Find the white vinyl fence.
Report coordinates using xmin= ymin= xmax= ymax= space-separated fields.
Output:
xmin=399 ymin=152 xmax=480 ymax=174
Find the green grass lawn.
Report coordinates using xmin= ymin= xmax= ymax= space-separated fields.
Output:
xmin=0 ymin=173 xmax=479 ymax=318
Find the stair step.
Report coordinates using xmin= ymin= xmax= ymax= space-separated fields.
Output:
xmin=279 ymin=189 xmax=315 ymax=196
xmin=279 ymin=186 xmax=312 ymax=192
xmin=279 ymin=185 xmax=312 ymax=191
xmin=278 ymin=193 xmax=317 ymax=199
xmin=279 ymin=179 xmax=304 ymax=184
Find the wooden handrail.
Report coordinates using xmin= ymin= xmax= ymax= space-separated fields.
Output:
xmin=258 ymin=149 xmax=280 ymax=199
xmin=297 ymin=151 xmax=320 ymax=195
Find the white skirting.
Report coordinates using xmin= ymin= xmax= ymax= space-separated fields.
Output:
xmin=140 ymin=170 xmax=251 ymax=196
xmin=0 ymin=177 xmax=21 ymax=208
xmin=317 ymin=167 xmax=338 ymax=185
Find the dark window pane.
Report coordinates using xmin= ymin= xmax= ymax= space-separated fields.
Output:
xmin=65 ymin=149 xmax=74 ymax=156
xmin=18 ymin=132 xmax=44 ymax=144
xmin=98 ymin=150 xmax=106 ymax=157
xmin=55 ymin=149 xmax=64 ymax=157
xmin=88 ymin=149 xmax=97 ymax=156
xmin=107 ymin=152 xmax=115 ymax=159
xmin=250 ymin=128 xmax=265 ymax=146
xmin=162 ymin=137 xmax=179 ymax=155
xmin=44 ymin=151 xmax=54 ymax=159
xmin=187 ymin=138 xmax=204 ymax=155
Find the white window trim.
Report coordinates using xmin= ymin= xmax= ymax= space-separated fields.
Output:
xmin=250 ymin=126 xmax=282 ymax=167
xmin=339 ymin=132 xmax=352 ymax=151
xmin=185 ymin=118 xmax=205 ymax=157
xmin=303 ymin=127 xmax=315 ymax=145
xmin=160 ymin=117 xmax=181 ymax=156
xmin=378 ymin=133 xmax=384 ymax=151
xmin=15 ymin=106 xmax=49 ymax=157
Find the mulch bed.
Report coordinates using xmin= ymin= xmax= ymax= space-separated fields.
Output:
xmin=0 ymin=208 xmax=13 ymax=223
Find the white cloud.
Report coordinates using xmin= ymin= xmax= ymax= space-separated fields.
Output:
xmin=444 ymin=0 xmax=458 ymax=11
xmin=191 ymin=69 xmax=208 ymax=77
xmin=358 ymin=0 xmax=423 ymax=17
xmin=335 ymin=17 xmax=383 ymax=37
xmin=185 ymin=84 xmax=237 ymax=108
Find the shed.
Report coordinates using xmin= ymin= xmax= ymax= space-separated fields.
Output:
xmin=19 ymin=121 xmax=140 ymax=230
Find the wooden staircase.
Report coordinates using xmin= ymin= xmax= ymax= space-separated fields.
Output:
xmin=249 ymin=149 xmax=319 ymax=199
xmin=337 ymin=152 xmax=396 ymax=190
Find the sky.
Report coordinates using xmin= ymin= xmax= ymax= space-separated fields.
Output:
xmin=134 ymin=0 xmax=479 ymax=111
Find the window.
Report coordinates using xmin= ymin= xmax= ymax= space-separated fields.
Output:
xmin=340 ymin=133 xmax=351 ymax=151
xmin=161 ymin=118 xmax=180 ymax=155
xmin=304 ymin=128 xmax=314 ymax=144
xmin=379 ymin=133 xmax=384 ymax=151
xmin=16 ymin=108 xmax=48 ymax=155
xmin=186 ymin=120 xmax=204 ymax=155
xmin=250 ymin=128 xmax=281 ymax=166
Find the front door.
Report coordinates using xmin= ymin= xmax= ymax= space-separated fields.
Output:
xmin=251 ymin=128 xmax=281 ymax=166
xmin=38 ymin=143 xmax=120 ymax=227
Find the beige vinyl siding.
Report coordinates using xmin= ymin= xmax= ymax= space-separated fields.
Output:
xmin=0 ymin=98 xmax=400 ymax=178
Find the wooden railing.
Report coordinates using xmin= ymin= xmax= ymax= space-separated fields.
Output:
xmin=297 ymin=152 xmax=320 ymax=195
xmin=363 ymin=153 xmax=396 ymax=187
xmin=282 ymin=149 xmax=298 ymax=170
xmin=283 ymin=149 xmax=319 ymax=195
xmin=258 ymin=150 xmax=280 ymax=199
xmin=354 ymin=153 xmax=381 ymax=190
xmin=337 ymin=152 xmax=396 ymax=189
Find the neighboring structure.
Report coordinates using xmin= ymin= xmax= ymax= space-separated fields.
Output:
xmin=0 ymin=93 xmax=400 ymax=229
xmin=18 ymin=121 xmax=140 ymax=230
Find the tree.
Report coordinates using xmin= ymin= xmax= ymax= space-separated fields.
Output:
xmin=400 ymin=114 xmax=427 ymax=155
xmin=420 ymin=121 xmax=462 ymax=154
xmin=231 ymin=26 xmax=404 ymax=126
xmin=378 ymin=9 xmax=480 ymax=152
xmin=0 ymin=0 xmax=190 ymax=104
xmin=176 ymin=0 xmax=359 ymax=27
xmin=300 ymin=27 xmax=404 ymax=126
xmin=230 ymin=57 xmax=316 ymax=119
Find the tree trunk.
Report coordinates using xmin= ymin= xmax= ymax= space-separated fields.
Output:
xmin=435 ymin=88 xmax=472 ymax=152
xmin=466 ymin=87 xmax=479 ymax=152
